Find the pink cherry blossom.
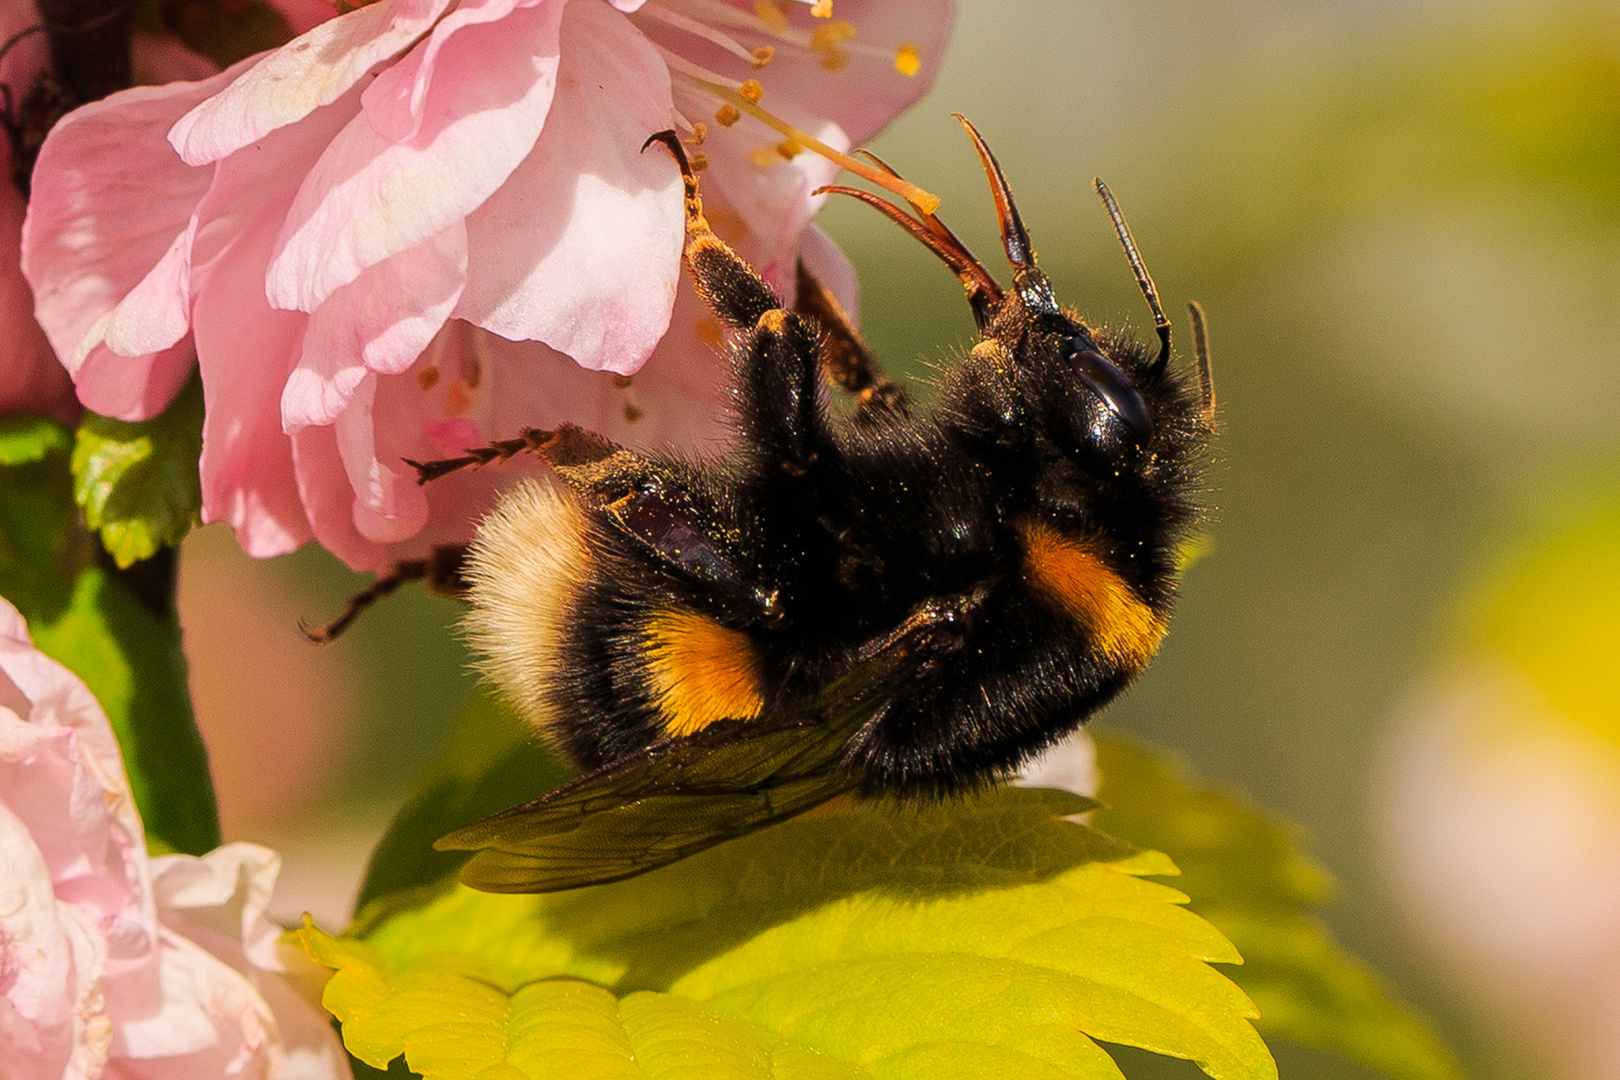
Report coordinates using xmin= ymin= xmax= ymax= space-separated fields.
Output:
xmin=0 ymin=594 xmax=345 ymax=1080
xmin=21 ymin=0 xmax=952 ymax=572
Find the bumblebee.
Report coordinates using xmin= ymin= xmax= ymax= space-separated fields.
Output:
xmin=423 ymin=119 xmax=1215 ymax=892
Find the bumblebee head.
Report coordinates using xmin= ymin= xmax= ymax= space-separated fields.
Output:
xmin=820 ymin=117 xmax=1212 ymax=479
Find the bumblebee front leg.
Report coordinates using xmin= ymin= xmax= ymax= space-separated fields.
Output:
xmin=646 ymin=131 xmax=831 ymax=475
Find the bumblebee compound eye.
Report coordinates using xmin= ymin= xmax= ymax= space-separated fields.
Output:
xmin=1067 ymin=340 xmax=1154 ymax=450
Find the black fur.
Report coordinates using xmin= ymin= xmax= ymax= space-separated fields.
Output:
xmin=538 ymin=141 xmax=1212 ymax=798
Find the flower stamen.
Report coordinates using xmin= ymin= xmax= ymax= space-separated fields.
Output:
xmin=638 ymin=4 xmax=775 ymax=70
xmin=692 ymin=77 xmax=940 ymax=212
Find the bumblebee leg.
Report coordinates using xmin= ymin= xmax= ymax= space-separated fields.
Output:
xmin=793 ymin=260 xmax=907 ymax=422
xmin=645 ymin=131 xmax=778 ymax=329
xmin=301 ymin=544 xmax=470 ymax=643
xmin=645 ymin=131 xmax=832 ymax=475
xmin=402 ymin=424 xmax=620 ymax=485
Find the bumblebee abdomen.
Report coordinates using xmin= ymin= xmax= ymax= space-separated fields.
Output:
xmin=462 ymin=481 xmax=593 ymax=741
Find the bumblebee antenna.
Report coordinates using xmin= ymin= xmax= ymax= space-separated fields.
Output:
xmin=1094 ymin=178 xmax=1170 ymax=371
xmin=954 ymin=114 xmax=1035 ymax=272
xmin=1187 ymin=300 xmax=1215 ymax=422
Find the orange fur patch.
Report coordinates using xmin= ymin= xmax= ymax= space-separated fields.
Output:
xmin=1016 ymin=519 xmax=1167 ymax=669
xmin=645 ymin=609 xmax=765 ymax=737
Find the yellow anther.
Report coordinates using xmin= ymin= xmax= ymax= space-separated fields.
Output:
xmin=714 ymin=103 xmax=742 ymax=127
xmin=689 ymin=121 xmax=708 ymax=145
xmin=417 ymin=365 xmax=440 ymax=391
xmin=808 ymin=19 xmax=855 ymax=51
xmin=749 ymin=145 xmax=780 ymax=168
xmin=753 ymin=0 xmax=789 ymax=31
xmin=819 ymin=48 xmax=848 ymax=72
xmin=776 ymin=139 xmax=802 ymax=160
xmin=611 ymin=374 xmax=633 ymax=389
xmin=810 ymin=0 xmax=832 ymax=17
xmin=751 ymin=45 xmax=775 ymax=68
xmin=739 ymin=79 xmax=764 ymax=103
xmin=689 ymin=151 xmax=711 ymax=172
xmin=894 ymin=43 xmax=920 ymax=76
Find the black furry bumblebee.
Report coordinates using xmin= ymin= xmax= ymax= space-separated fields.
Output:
xmin=417 ymin=118 xmax=1216 ymax=893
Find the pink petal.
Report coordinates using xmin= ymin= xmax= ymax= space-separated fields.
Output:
xmin=793 ymin=222 xmax=858 ymax=316
xmin=267 ymin=0 xmax=568 ymax=310
xmin=0 ymin=803 xmax=79 ymax=1080
xmin=290 ymin=423 xmax=385 ymax=571
xmin=21 ymin=76 xmax=230 ymax=420
xmin=456 ymin=0 xmax=681 ymax=373
xmin=334 ymin=376 xmax=430 ymax=544
xmin=361 ymin=0 xmax=531 ymax=144
xmin=282 ymin=223 xmax=468 ymax=431
xmin=167 ymin=0 xmax=455 ymax=166
xmin=192 ymin=208 xmax=314 ymax=559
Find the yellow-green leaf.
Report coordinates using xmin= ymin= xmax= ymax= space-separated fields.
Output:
xmin=1091 ymin=736 xmax=1461 ymax=1080
xmin=71 ymin=374 xmax=203 ymax=567
xmin=324 ymin=788 xmax=1275 ymax=1080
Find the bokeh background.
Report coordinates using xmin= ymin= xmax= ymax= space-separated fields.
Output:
xmin=174 ymin=1 xmax=1620 ymax=1077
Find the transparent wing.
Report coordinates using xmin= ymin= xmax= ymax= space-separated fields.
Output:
xmin=434 ymin=650 xmax=909 ymax=893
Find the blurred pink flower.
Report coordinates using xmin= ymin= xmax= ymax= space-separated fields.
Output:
xmin=0 ymin=4 xmax=214 ymax=425
xmin=0 ymin=595 xmax=345 ymax=1080
xmin=0 ymin=10 xmax=72 ymax=423
xmin=21 ymin=0 xmax=951 ymax=571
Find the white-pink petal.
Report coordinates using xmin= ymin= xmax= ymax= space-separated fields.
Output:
xmin=283 ymin=224 xmax=467 ymax=431
xmin=167 ymin=0 xmax=456 ymax=166
xmin=267 ymin=0 xmax=568 ymax=311
xmin=193 ymin=210 xmax=315 ymax=559
xmin=20 ymin=76 xmax=227 ymax=419
xmin=457 ymin=0 xmax=680 ymax=372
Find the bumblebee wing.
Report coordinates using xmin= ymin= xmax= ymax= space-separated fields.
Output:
xmin=435 ymin=653 xmax=901 ymax=893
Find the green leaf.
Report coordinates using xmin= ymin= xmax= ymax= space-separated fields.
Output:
xmin=0 ymin=415 xmax=72 ymax=466
xmin=354 ymin=690 xmax=576 ymax=917
xmin=0 ymin=423 xmax=219 ymax=855
xmin=328 ymin=786 xmax=1275 ymax=1080
xmin=1090 ymin=736 xmax=1461 ymax=1080
xmin=72 ymin=373 xmax=203 ymax=568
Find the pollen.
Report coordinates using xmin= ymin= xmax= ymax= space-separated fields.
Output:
xmin=895 ymin=43 xmax=920 ymax=76
xmin=739 ymin=78 xmax=765 ymax=104
xmin=447 ymin=379 xmax=474 ymax=416
xmin=417 ymin=365 xmax=440 ymax=391
xmin=810 ymin=0 xmax=833 ymax=17
xmin=688 ymin=121 xmax=708 ymax=144
xmin=689 ymin=151 xmax=711 ymax=172
xmin=751 ymin=45 xmax=775 ymax=68
xmin=714 ymin=103 xmax=742 ymax=127
xmin=808 ymin=19 xmax=855 ymax=51
xmin=695 ymin=317 xmax=725 ymax=348
xmin=707 ymin=205 xmax=748 ymax=242
xmin=776 ymin=139 xmax=802 ymax=160
xmin=753 ymin=0 xmax=789 ymax=31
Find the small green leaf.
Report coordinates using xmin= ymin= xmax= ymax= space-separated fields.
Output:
xmin=0 ymin=426 xmax=219 ymax=855
xmin=0 ymin=415 xmax=72 ymax=466
xmin=1090 ymin=737 xmax=1461 ymax=1080
xmin=354 ymin=690 xmax=576 ymax=917
xmin=334 ymin=787 xmax=1276 ymax=1080
xmin=72 ymin=373 xmax=203 ymax=568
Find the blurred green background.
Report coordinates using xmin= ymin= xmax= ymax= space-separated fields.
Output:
xmin=175 ymin=2 xmax=1620 ymax=1077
